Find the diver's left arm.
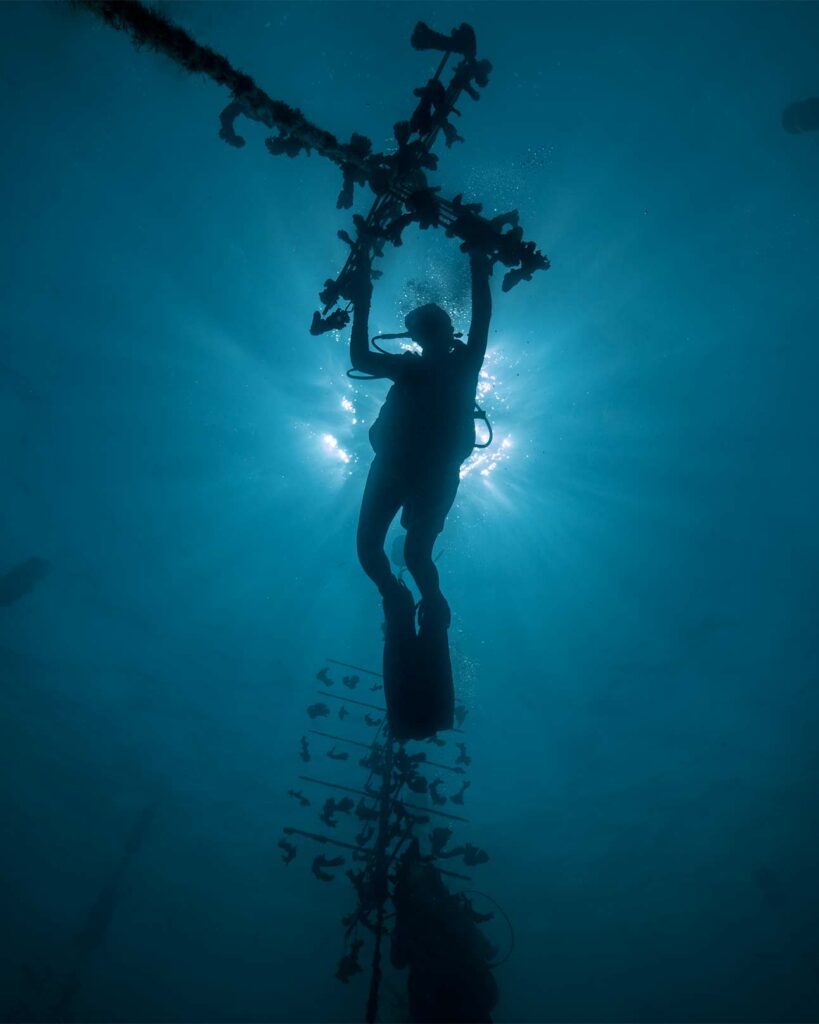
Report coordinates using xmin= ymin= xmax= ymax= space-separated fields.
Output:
xmin=348 ymin=258 xmax=408 ymax=380
xmin=349 ymin=263 xmax=379 ymax=375
xmin=467 ymin=251 xmax=492 ymax=369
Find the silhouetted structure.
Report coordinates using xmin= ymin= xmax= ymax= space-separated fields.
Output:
xmin=392 ymin=839 xmax=498 ymax=1022
xmin=76 ymin=3 xmax=549 ymax=336
xmin=280 ymin=661 xmax=504 ymax=1022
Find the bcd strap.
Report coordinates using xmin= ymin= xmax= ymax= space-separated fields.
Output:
xmin=473 ymin=404 xmax=493 ymax=449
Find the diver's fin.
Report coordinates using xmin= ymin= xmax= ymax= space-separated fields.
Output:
xmin=382 ymin=579 xmax=420 ymax=742
xmin=383 ymin=589 xmax=455 ymax=741
xmin=413 ymin=606 xmax=455 ymax=737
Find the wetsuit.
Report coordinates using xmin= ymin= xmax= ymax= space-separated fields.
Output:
xmin=366 ymin=343 xmax=479 ymax=534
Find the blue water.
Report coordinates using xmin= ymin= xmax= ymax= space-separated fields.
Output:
xmin=2 ymin=2 xmax=818 ymax=1020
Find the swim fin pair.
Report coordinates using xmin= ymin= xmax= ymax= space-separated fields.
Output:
xmin=382 ymin=579 xmax=454 ymax=742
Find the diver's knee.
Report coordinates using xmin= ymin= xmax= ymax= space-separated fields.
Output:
xmin=356 ymin=533 xmax=382 ymax=574
xmin=403 ymin=533 xmax=434 ymax=574
xmin=356 ymin=537 xmax=374 ymax=572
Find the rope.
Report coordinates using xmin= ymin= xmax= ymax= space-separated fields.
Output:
xmin=77 ymin=0 xmax=550 ymax=308
xmin=76 ymin=0 xmax=372 ymax=175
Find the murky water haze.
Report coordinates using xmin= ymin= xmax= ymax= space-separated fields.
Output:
xmin=1 ymin=2 xmax=818 ymax=1020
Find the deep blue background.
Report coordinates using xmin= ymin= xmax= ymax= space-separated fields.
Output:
xmin=2 ymin=2 xmax=818 ymax=1020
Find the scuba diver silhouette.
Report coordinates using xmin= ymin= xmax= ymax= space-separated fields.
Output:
xmin=348 ymin=249 xmax=492 ymax=737
xmin=350 ymin=250 xmax=491 ymax=621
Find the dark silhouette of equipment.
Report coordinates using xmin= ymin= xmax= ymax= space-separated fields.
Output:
xmin=391 ymin=840 xmax=498 ymax=1022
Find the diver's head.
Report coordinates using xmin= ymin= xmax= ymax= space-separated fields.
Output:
xmin=404 ymin=303 xmax=454 ymax=357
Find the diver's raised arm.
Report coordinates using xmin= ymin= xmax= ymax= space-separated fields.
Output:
xmin=348 ymin=259 xmax=377 ymax=374
xmin=347 ymin=259 xmax=408 ymax=380
xmin=467 ymin=250 xmax=492 ymax=367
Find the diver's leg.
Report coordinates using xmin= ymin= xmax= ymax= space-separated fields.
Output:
xmin=403 ymin=522 xmax=442 ymax=601
xmin=363 ymin=461 xmax=418 ymax=741
xmin=403 ymin=468 xmax=460 ymax=627
xmin=357 ymin=458 xmax=403 ymax=596
xmin=404 ymin=479 xmax=456 ymax=737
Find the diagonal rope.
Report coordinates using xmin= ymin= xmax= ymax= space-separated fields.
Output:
xmin=75 ymin=0 xmax=373 ymax=175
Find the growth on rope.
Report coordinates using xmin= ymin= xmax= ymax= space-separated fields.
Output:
xmin=77 ymin=1 xmax=550 ymax=336
xmin=279 ymin=660 xmax=500 ymax=1023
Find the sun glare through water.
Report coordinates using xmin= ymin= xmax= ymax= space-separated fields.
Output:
xmin=317 ymin=345 xmax=518 ymax=500
xmin=321 ymin=433 xmax=351 ymax=464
